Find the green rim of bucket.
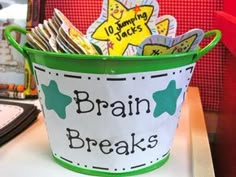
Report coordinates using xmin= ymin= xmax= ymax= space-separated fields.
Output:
xmin=4 ymin=26 xmax=221 ymax=74
xmin=52 ymin=153 xmax=170 ymax=176
xmin=22 ymin=48 xmax=199 ymax=74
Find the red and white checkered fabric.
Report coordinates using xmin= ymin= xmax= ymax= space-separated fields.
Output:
xmin=44 ymin=0 xmax=226 ymax=111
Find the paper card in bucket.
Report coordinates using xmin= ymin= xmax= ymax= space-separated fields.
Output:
xmin=138 ymin=28 xmax=204 ymax=56
xmin=24 ymin=1 xmax=205 ymax=58
xmin=26 ymin=9 xmax=98 ymax=55
xmin=86 ymin=0 xmax=159 ymax=56
xmin=156 ymin=15 xmax=177 ymax=37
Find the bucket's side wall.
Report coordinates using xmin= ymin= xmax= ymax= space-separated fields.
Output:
xmin=32 ymin=61 xmax=196 ymax=175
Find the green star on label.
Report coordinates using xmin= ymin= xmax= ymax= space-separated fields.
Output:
xmin=41 ymin=80 xmax=72 ymax=119
xmin=152 ymin=80 xmax=182 ymax=118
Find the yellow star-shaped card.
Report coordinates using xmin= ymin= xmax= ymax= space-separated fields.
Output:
xmin=137 ymin=29 xmax=204 ymax=56
xmin=156 ymin=15 xmax=177 ymax=38
xmin=87 ymin=0 xmax=159 ymax=56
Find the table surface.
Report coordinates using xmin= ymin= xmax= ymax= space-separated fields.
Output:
xmin=0 ymin=87 xmax=214 ymax=177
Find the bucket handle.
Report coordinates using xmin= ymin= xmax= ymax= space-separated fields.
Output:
xmin=4 ymin=26 xmax=29 ymax=59
xmin=5 ymin=26 xmax=221 ymax=63
xmin=4 ymin=26 xmax=35 ymax=73
xmin=194 ymin=29 xmax=222 ymax=61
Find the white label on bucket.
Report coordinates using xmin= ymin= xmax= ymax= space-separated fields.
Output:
xmin=33 ymin=63 xmax=195 ymax=172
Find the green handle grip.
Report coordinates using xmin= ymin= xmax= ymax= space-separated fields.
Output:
xmin=4 ymin=25 xmax=29 ymax=59
xmin=5 ymin=26 xmax=222 ymax=66
xmin=194 ymin=29 xmax=222 ymax=61
xmin=4 ymin=26 xmax=35 ymax=73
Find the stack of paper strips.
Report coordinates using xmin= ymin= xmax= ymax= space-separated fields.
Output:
xmin=0 ymin=101 xmax=40 ymax=146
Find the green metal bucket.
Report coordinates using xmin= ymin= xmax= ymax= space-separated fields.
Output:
xmin=5 ymin=26 xmax=221 ymax=176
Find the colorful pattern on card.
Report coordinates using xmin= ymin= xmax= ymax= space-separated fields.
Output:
xmin=26 ymin=9 xmax=98 ymax=55
xmin=156 ymin=15 xmax=177 ymax=37
xmin=137 ymin=29 xmax=204 ymax=56
xmin=86 ymin=0 xmax=159 ymax=56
